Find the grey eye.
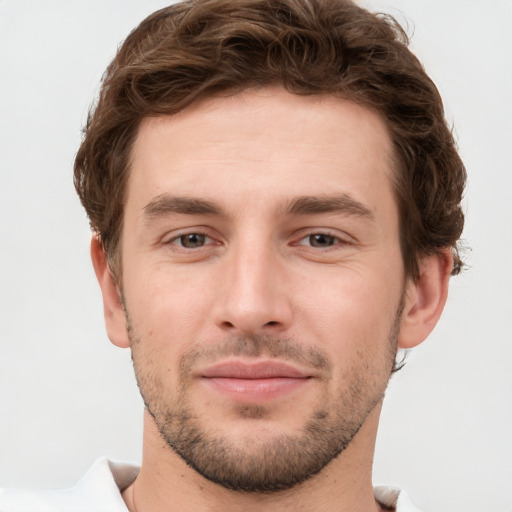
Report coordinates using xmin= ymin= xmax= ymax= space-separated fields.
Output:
xmin=178 ymin=233 xmax=207 ymax=248
xmin=308 ymin=234 xmax=337 ymax=247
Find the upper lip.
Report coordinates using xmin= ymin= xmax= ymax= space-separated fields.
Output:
xmin=199 ymin=360 xmax=310 ymax=379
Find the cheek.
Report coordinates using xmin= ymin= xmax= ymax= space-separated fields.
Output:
xmin=123 ymin=263 xmax=217 ymax=350
xmin=295 ymin=264 xmax=402 ymax=352
xmin=301 ymin=271 xmax=402 ymax=400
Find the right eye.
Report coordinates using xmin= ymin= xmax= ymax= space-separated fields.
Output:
xmin=168 ymin=233 xmax=212 ymax=249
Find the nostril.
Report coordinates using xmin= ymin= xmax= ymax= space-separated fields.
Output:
xmin=265 ymin=321 xmax=279 ymax=327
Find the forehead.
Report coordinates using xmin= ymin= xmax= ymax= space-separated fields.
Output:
xmin=127 ymin=87 xmax=396 ymax=217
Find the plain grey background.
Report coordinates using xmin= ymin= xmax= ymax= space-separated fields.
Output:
xmin=1 ymin=1 xmax=511 ymax=511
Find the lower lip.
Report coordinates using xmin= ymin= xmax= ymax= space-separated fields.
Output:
xmin=202 ymin=377 xmax=310 ymax=403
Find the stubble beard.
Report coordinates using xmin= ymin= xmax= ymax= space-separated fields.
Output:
xmin=126 ymin=300 xmax=404 ymax=494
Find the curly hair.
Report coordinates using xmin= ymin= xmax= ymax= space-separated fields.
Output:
xmin=74 ymin=0 xmax=466 ymax=279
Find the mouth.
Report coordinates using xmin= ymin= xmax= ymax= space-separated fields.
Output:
xmin=198 ymin=360 xmax=312 ymax=403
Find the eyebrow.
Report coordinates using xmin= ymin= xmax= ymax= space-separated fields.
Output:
xmin=143 ymin=194 xmax=222 ymax=219
xmin=283 ymin=194 xmax=375 ymax=220
xmin=143 ymin=193 xmax=375 ymax=222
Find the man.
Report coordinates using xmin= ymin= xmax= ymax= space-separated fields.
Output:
xmin=0 ymin=0 xmax=465 ymax=510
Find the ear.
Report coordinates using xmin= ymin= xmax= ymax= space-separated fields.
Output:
xmin=398 ymin=250 xmax=452 ymax=349
xmin=90 ymin=236 xmax=130 ymax=348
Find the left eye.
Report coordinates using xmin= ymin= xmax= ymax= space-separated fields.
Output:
xmin=170 ymin=233 xmax=210 ymax=248
xmin=300 ymin=234 xmax=340 ymax=248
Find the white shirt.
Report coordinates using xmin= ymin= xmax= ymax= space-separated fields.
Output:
xmin=0 ymin=458 xmax=421 ymax=511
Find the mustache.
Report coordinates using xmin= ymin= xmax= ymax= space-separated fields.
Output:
xmin=178 ymin=335 xmax=332 ymax=377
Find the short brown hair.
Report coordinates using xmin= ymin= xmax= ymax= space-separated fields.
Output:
xmin=74 ymin=0 xmax=466 ymax=279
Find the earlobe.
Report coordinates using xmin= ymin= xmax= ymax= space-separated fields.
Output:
xmin=90 ymin=236 xmax=130 ymax=348
xmin=398 ymin=250 xmax=453 ymax=349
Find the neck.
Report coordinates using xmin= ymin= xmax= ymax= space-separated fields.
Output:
xmin=123 ymin=404 xmax=384 ymax=512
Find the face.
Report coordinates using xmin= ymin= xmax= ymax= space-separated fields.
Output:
xmin=118 ymin=87 xmax=409 ymax=491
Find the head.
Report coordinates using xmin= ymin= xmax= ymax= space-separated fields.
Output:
xmin=77 ymin=0 xmax=466 ymax=495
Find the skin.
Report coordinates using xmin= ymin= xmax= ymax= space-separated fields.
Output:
xmin=92 ymin=87 xmax=452 ymax=512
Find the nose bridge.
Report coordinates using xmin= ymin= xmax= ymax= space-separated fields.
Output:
xmin=216 ymin=231 xmax=292 ymax=334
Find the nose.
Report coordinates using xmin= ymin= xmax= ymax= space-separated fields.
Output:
xmin=213 ymin=240 xmax=293 ymax=336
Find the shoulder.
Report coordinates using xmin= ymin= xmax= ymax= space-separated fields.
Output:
xmin=374 ymin=486 xmax=424 ymax=512
xmin=0 ymin=458 xmax=139 ymax=512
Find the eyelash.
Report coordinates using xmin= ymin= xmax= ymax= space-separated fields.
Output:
xmin=165 ymin=231 xmax=215 ymax=249
xmin=295 ymin=232 xmax=348 ymax=249
xmin=286 ymin=222 xmax=354 ymax=250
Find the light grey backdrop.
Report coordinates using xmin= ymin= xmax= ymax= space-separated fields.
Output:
xmin=1 ymin=1 xmax=511 ymax=511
